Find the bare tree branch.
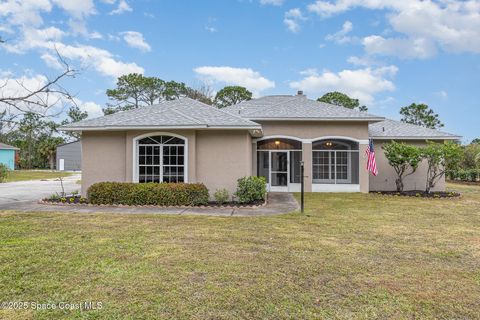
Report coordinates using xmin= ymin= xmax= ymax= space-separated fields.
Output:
xmin=0 ymin=49 xmax=79 ymax=122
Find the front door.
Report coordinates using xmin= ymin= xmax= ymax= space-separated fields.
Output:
xmin=270 ymin=151 xmax=288 ymax=192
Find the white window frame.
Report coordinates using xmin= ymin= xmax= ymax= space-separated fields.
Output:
xmin=312 ymin=140 xmax=358 ymax=185
xmin=132 ymin=132 xmax=188 ymax=183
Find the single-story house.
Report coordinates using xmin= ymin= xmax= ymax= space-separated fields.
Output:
xmin=56 ymin=140 xmax=82 ymax=171
xmin=61 ymin=93 xmax=460 ymax=196
xmin=0 ymin=142 xmax=19 ymax=170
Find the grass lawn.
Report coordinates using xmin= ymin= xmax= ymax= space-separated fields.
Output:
xmin=4 ymin=170 xmax=74 ymax=183
xmin=0 ymin=183 xmax=479 ymax=319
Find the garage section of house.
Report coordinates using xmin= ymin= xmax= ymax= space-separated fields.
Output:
xmin=61 ymin=93 xmax=460 ymax=196
xmin=56 ymin=140 xmax=82 ymax=171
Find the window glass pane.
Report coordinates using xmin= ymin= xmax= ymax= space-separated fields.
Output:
xmin=290 ymin=151 xmax=302 ymax=183
xmin=163 ymin=137 xmax=185 ymax=145
xmin=257 ymin=138 xmax=301 ymax=150
xmin=312 ymin=139 xmax=359 ymax=150
xmin=256 ymin=151 xmax=270 ymax=183
xmin=138 ymin=135 xmax=185 ymax=184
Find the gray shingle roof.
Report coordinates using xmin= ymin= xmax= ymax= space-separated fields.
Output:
xmin=61 ymin=98 xmax=261 ymax=130
xmin=223 ymin=95 xmax=384 ymax=121
xmin=369 ymin=119 xmax=460 ymax=140
xmin=0 ymin=142 xmax=19 ymax=150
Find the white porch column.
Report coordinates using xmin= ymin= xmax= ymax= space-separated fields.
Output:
xmin=359 ymin=142 xmax=370 ymax=193
xmin=252 ymin=141 xmax=257 ymax=177
xmin=302 ymin=141 xmax=312 ymax=192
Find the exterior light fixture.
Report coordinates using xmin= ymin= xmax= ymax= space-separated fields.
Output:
xmin=326 ymin=142 xmax=333 ymax=147
xmin=275 ymin=140 xmax=281 ymax=146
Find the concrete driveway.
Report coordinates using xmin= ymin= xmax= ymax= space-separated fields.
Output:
xmin=0 ymin=174 xmax=81 ymax=210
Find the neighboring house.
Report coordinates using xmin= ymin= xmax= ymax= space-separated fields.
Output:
xmin=60 ymin=93 xmax=460 ymax=196
xmin=0 ymin=143 xmax=19 ymax=170
xmin=56 ymin=140 xmax=82 ymax=171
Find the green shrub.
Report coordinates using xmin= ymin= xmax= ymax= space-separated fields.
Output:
xmin=214 ymin=188 xmax=230 ymax=204
xmin=87 ymin=182 xmax=209 ymax=206
xmin=234 ymin=176 xmax=266 ymax=204
xmin=0 ymin=164 xmax=9 ymax=183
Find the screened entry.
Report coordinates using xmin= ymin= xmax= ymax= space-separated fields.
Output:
xmin=312 ymin=139 xmax=359 ymax=185
xmin=257 ymin=138 xmax=302 ymax=191
xmin=137 ymin=135 xmax=185 ymax=183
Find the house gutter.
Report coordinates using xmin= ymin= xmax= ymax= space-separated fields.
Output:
xmin=59 ymin=125 xmax=263 ymax=132
xmin=370 ymin=136 xmax=462 ymax=140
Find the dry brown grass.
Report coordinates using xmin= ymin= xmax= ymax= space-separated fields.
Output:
xmin=0 ymin=182 xmax=479 ymax=319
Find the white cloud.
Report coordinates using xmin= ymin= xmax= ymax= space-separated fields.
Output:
xmin=1 ymin=19 xmax=143 ymax=79
xmin=325 ymin=20 xmax=356 ymax=44
xmin=194 ymin=66 xmax=275 ymax=95
xmin=0 ymin=0 xmax=52 ymax=27
xmin=347 ymin=55 xmax=377 ymax=67
xmin=0 ymin=73 xmax=68 ymax=116
xmin=109 ymin=0 xmax=132 ymax=15
xmin=307 ymin=0 xmax=480 ymax=58
xmin=284 ymin=8 xmax=307 ymax=33
xmin=7 ymin=33 xmax=144 ymax=78
xmin=290 ymin=65 xmax=398 ymax=105
xmin=362 ymin=35 xmax=437 ymax=59
xmin=54 ymin=43 xmax=144 ymax=78
xmin=51 ymin=0 xmax=95 ymax=19
xmin=68 ymin=19 xmax=102 ymax=39
xmin=260 ymin=0 xmax=284 ymax=6
xmin=205 ymin=26 xmax=217 ymax=33
xmin=79 ymin=101 xmax=103 ymax=118
xmin=434 ymin=90 xmax=448 ymax=99
xmin=121 ymin=31 xmax=151 ymax=52
xmin=0 ymin=72 xmax=104 ymax=121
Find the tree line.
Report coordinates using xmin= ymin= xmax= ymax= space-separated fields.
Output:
xmin=1 ymin=68 xmax=478 ymax=172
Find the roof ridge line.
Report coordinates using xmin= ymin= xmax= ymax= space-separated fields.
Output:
xmin=245 ymin=95 xmax=299 ymax=116
xmin=169 ymin=105 xmax=205 ymax=125
xmin=207 ymin=102 xmax=259 ymax=125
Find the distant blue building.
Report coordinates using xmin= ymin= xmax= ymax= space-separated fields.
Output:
xmin=0 ymin=143 xmax=19 ymax=170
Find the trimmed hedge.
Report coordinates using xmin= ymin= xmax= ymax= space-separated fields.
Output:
xmin=87 ymin=182 xmax=209 ymax=206
xmin=234 ymin=176 xmax=267 ymax=204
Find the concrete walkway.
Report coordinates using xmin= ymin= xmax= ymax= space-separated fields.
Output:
xmin=0 ymin=192 xmax=300 ymax=217
xmin=0 ymin=174 xmax=81 ymax=208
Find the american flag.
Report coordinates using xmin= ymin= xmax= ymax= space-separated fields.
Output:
xmin=366 ymin=139 xmax=378 ymax=176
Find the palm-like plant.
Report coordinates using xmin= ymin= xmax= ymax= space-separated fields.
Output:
xmin=38 ymin=137 xmax=64 ymax=170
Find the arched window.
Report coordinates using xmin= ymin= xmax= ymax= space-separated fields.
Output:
xmin=312 ymin=139 xmax=359 ymax=185
xmin=137 ymin=135 xmax=185 ymax=183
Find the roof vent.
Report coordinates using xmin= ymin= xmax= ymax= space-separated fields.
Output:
xmin=297 ymin=90 xmax=304 ymax=96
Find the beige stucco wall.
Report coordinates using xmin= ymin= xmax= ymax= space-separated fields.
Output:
xmin=370 ymin=140 xmax=446 ymax=192
xmin=196 ymin=130 xmax=252 ymax=195
xmin=81 ymin=129 xmax=252 ymax=197
xmin=256 ymin=121 xmax=371 ymax=193
xmin=258 ymin=121 xmax=369 ymax=140
xmin=81 ymin=123 xmax=447 ymax=197
xmin=81 ymin=131 xmax=127 ymax=195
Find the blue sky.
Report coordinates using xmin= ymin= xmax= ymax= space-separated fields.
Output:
xmin=1 ymin=0 xmax=479 ymax=142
